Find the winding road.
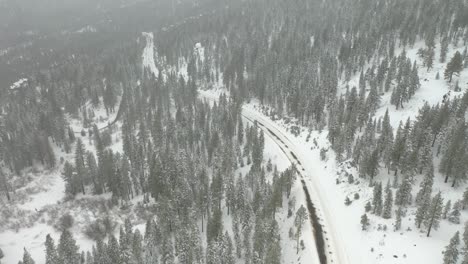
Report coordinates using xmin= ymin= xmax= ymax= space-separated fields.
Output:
xmin=241 ymin=106 xmax=350 ymax=264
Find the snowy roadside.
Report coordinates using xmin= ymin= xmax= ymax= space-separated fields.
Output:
xmin=242 ymin=101 xmax=468 ymax=264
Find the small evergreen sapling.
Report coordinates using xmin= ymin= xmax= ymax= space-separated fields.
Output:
xmin=361 ymin=214 xmax=370 ymax=231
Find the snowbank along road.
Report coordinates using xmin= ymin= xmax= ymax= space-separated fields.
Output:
xmin=242 ymin=106 xmax=351 ymax=264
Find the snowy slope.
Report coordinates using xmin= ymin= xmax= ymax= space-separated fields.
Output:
xmin=0 ymin=98 xmax=124 ymax=263
xmin=241 ymin=100 xmax=468 ymax=263
xmin=342 ymin=40 xmax=468 ymax=129
xmin=142 ymin=32 xmax=159 ymax=77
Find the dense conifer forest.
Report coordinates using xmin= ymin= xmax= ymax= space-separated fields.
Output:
xmin=1 ymin=0 xmax=468 ymax=263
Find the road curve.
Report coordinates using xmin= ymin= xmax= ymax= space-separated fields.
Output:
xmin=242 ymin=105 xmax=350 ymax=264
xmin=242 ymin=113 xmax=325 ymax=264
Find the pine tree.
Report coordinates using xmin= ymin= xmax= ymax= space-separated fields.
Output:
xmin=45 ymin=234 xmax=59 ymax=264
xmin=444 ymin=52 xmax=464 ymax=83
xmin=365 ymin=202 xmax=372 ymax=212
xmin=415 ymin=163 xmax=434 ymax=206
xmin=395 ymin=174 xmax=412 ymax=207
xmin=161 ymin=236 xmax=174 ymax=264
xmin=443 ymin=201 xmax=452 ymax=220
xmin=443 ymin=231 xmax=460 ymax=264
xmin=22 ymin=248 xmax=35 ymax=264
xmin=107 ymin=235 xmax=121 ymax=264
xmin=462 ymin=189 xmax=468 ymax=210
xmin=58 ymin=230 xmax=80 ymax=264
xmin=132 ymin=229 xmax=143 ymax=264
xmin=294 ymin=205 xmax=308 ymax=253
xmin=424 ymin=192 xmax=444 ymax=237
xmin=74 ymin=138 xmax=86 ymax=195
xmin=440 ymin=122 xmax=466 ymax=186
xmin=221 ymin=232 xmax=236 ymax=264
xmin=425 ymin=48 xmax=435 ymax=71
xmin=62 ymin=162 xmax=77 ymax=196
xmin=120 ymin=226 xmax=133 ymax=264
xmin=382 ymin=181 xmax=393 ymax=219
xmin=372 ymin=183 xmax=383 ymax=215
xmin=361 ymin=214 xmax=370 ymax=231
xmin=440 ymin=38 xmax=448 ymax=63
xmin=449 ymin=202 xmax=461 ymax=224
xmin=395 ymin=207 xmax=403 ymax=231
xmin=462 ymin=222 xmax=468 ymax=260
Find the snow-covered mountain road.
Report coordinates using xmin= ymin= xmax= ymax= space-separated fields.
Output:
xmin=241 ymin=105 xmax=351 ymax=264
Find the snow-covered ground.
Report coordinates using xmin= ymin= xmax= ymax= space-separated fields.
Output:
xmin=76 ymin=25 xmax=97 ymax=33
xmin=142 ymin=32 xmax=159 ymax=77
xmin=9 ymin=78 xmax=27 ymax=90
xmin=200 ymin=38 xmax=468 ymax=263
xmin=0 ymin=97 xmax=124 ymax=263
xmin=241 ymin=110 xmax=321 ymax=264
xmin=240 ymin=98 xmax=468 ymax=264
xmin=242 ymin=104 xmax=350 ymax=264
xmin=343 ymin=40 xmax=468 ymax=129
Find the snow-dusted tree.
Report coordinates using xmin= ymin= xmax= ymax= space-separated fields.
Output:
xmin=415 ymin=191 xmax=432 ymax=229
xmin=462 ymin=222 xmax=468 ymax=261
xmin=22 ymin=248 xmax=35 ymax=264
xmin=294 ymin=205 xmax=308 ymax=253
xmin=440 ymin=121 xmax=466 ymax=186
xmin=443 ymin=201 xmax=452 ymax=220
xmin=206 ymin=240 xmax=221 ymax=264
xmin=395 ymin=174 xmax=412 ymax=207
xmin=107 ymin=235 xmax=121 ymax=264
xmin=440 ymin=37 xmax=448 ymax=63
xmin=424 ymin=192 xmax=444 ymax=237
xmin=57 ymin=229 xmax=80 ymax=264
xmin=382 ymin=181 xmax=393 ymax=219
xmin=448 ymin=202 xmax=461 ymax=224
xmin=361 ymin=214 xmax=370 ymax=231
xmin=161 ymin=236 xmax=174 ymax=264
xmin=119 ymin=226 xmax=133 ymax=264
xmin=221 ymin=232 xmax=235 ymax=264
xmin=443 ymin=231 xmax=460 ymax=264
xmin=143 ymin=220 xmax=159 ymax=264
xmin=264 ymin=220 xmax=281 ymax=264
xmin=415 ymin=164 xmax=434 ymax=206
xmin=365 ymin=202 xmax=372 ymax=213
xmin=444 ymin=51 xmax=463 ymax=83
xmin=372 ymin=182 xmax=383 ymax=215
xmin=391 ymin=122 xmax=409 ymax=173
xmin=425 ymin=48 xmax=435 ymax=71
xmin=395 ymin=207 xmax=403 ymax=231
xmin=132 ymin=229 xmax=143 ymax=264
xmin=463 ymin=189 xmax=468 ymax=210
xmin=74 ymin=138 xmax=86 ymax=195
xmin=45 ymin=234 xmax=59 ymax=264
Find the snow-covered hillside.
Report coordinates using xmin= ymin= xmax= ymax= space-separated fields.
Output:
xmin=343 ymin=40 xmax=468 ymax=129
xmin=0 ymin=99 xmax=123 ymax=263
xmin=239 ymin=40 xmax=468 ymax=263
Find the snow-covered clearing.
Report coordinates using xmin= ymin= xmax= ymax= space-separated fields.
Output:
xmin=142 ymin=32 xmax=159 ymax=77
xmin=9 ymin=78 xmax=27 ymax=90
xmin=0 ymin=98 xmax=124 ymax=263
xmin=76 ymin=25 xmax=97 ymax=33
xmin=342 ymin=40 xmax=468 ymax=129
